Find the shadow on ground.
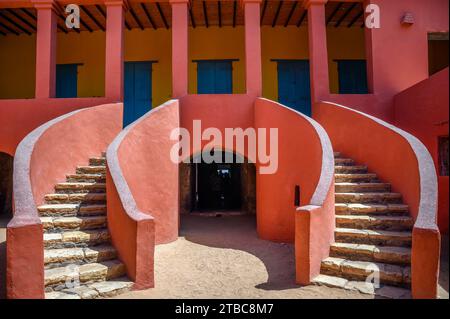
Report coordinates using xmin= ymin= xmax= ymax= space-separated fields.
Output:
xmin=181 ymin=214 xmax=299 ymax=291
xmin=0 ymin=217 xmax=9 ymax=299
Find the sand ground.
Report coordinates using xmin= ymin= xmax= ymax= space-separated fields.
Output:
xmin=0 ymin=214 xmax=448 ymax=299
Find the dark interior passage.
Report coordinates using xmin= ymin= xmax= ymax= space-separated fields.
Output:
xmin=428 ymin=33 xmax=449 ymax=76
xmin=179 ymin=151 xmax=256 ymax=214
xmin=0 ymin=153 xmax=13 ymax=218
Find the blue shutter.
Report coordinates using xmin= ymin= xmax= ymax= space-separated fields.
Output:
xmin=197 ymin=60 xmax=233 ymax=94
xmin=337 ymin=60 xmax=369 ymax=94
xmin=56 ymin=64 xmax=78 ymax=98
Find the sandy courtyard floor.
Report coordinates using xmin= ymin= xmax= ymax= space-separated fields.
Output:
xmin=117 ymin=214 xmax=373 ymax=299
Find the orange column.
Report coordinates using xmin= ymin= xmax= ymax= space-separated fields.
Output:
xmin=304 ymin=0 xmax=329 ymax=103
xmin=170 ymin=0 xmax=189 ymax=98
xmin=105 ymin=0 xmax=127 ymax=101
xmin=243 ymin=0 xmax=262 ymax=97
xmin=33 ymin=0 xmax=57 ymax=99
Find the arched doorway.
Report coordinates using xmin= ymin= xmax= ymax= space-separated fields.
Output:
xmin=0 ymin=152 xmax=13 ymax=219
xmin=180 ymin=150 xmax=256 ymax=214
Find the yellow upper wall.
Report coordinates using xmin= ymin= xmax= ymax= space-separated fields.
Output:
xmin=0 ymin=34 xmax=36 ymax=99
xmin=327 ymin=27 xmax=366 ymax=94
xmin=0 ymin=26 xmax=365 ymax=101
xmin=125 ymin=28 xmax=172 ymax=107
xmin=57 ymin=31 xmax=105 ymax=98
xmin=188 ymin=26 xmax=245 ymax=94
xmin=261 ymin=26 xmax=309 ymax=101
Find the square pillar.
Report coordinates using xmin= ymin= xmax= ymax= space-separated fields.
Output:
xmin=243 ymin=0 xmax=262 ymax=97
xmin=105 ymin=0 xmax=127 ymax=101
xmin=170 ymin=0 xmax=189 ymax=98
xmin=304 ymin=0 xmax=329 ymax=103
xmin=33 ymin=0 xmax=57 ymax=99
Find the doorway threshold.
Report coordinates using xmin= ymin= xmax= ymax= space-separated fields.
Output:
xmin=190 ymin=211 xmax=248 ymax=218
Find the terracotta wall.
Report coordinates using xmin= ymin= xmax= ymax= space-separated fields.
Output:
xmin=7 ymin=102 xmax=122 ymax=299
xmin=394 ymin=68 xmax=449 ymax=234
xmin=314 ymin=101 xmax=440 ymax=298
xmin=0 ymin=98 xmax=113 ymax=156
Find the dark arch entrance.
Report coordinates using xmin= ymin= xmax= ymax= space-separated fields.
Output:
xmin=180 ymin=151 xmax=256 ymax=214
xmin=0 ymin=152 xmax=13 ymax=219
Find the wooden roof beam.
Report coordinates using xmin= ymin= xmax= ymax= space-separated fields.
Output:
xmin=335 ymin=2 xmax=357 ymax=27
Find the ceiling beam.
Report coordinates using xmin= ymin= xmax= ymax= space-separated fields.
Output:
xmin=260 ymin=0 xmax=267 ymax=25
xmin=0 ymin=11 xmax=31 ymax=35
xmin=232 ymin=0 xmax=237 ymax=28
xmin=6 ymin=8 xmax=36 ymax=31
xmin=189 ymin=3 xmax=196 ymax=28
xmin=335 ymin=2 xmax=357 ymax=27
xmin=218 ymin=1 xmax=222 ymax=27
xmin=156 ymin=2 xmax=169 ymax=29
xmin=272 ymin=0 xmax=283 ymax=27
xmin=284 ymin=1 xmax=297 ymax=27
xmin=80 ymin=5 xmax=105 ymax=31
xmin=0 ymin=20 xmax=19 ymax=35
xmin=0 ymin=28 xmax=6 ymax=36
xmin=326 ymin=2 xmax=343 ymax=25
xmin=202 ymin=1 xmax=208 ymax=28
xmin=141 ymin=2 xmax=156 ymax=29
xmin=129 ymin=4 xmax=144 ymax=30
xmin=296 ymin=9 xmax=306 ymax=27
xmin=347 ymin=10 xmax=363 ymax=27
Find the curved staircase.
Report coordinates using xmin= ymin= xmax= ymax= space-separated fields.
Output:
xmin=313 ymin=152 xmax=413 ymax=299
xmin=39 ymin=154 xmax=132 ymax=299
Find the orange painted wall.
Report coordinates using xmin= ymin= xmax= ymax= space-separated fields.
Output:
xmin=394 ymin=68 xmax=449 ymax=234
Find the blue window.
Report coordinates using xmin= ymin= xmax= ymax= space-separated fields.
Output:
xmin=123 ymin=61 xmax=153 ymax=127
xmin=56 ymin=64 xmax=78 ymax=98
xmin=197 ymin=60 xmax=233 ymax=94
xmin=337 ymin=60 xmax=369 ymax=94
xmin=277 ymin=60 xmax=311 ymax=116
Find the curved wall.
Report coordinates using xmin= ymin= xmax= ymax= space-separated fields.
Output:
xmin=7 ymin=103 xmax=122 ymax=299
xmin=314 ymin=101 xmax=440 ymax=299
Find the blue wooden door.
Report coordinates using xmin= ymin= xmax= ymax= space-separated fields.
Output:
xmin=56 ymin=64 xmax=78 ymax=98
xmin=277 ymin=60 xmax=311 ymax=116
xmin=337 ymin=60 xmax=368 ymax=94
xmin=124 ymin=62 xmax=152 ymax=127
xmin=197 ymin=61 xmax=232 ymax=94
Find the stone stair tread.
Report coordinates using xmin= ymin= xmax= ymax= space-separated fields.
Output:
xmin=44 ymin=193 xmax=106 ymax=204
xmin=335 ymin=183 xmax=391 ymax=193
xmin=41 ymin=215 xmax=107 ymax=231
xmin=56 ymin=182 xmax=106 ymax=187
xmin=66 ymin=173 xmax=105 ymax=180
xmin=330 ymin=243 xmax=411 ymax=264
xmin=321 ymin=257 xmax=410 ymax=286
xmin=44 ymin=260 xmax=126 ymax=287
xmin=335 ymin=203 xmax=409 ymax=215
xmin=335 ymin=227 xmax=412 ymax=238
xmin=38 ymin=203 xmax=107 ymax=217
xmin=43 ymin=229 xmax=110 ymax=247
xmin=335 ymin=214 xmax=413 ymax=231
xmin=312 ymin=274 xmax=411 ymax=298
xmin=44 ymin=245 xmax=117 ymax=265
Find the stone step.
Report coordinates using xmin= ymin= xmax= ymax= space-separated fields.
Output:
xmin=55 ymin=182 xmax=106 ymax=194
xmin=45 ymin=277 xmax=133 ymax=299
xmin=76 ymin=166 xmax=106 ymax=175
xmin=44 ymin=260 xmax=126 ymax=288
xmin=335 ymin=173 xmax=378 ymax=183
xmin=38 ymin=204 xmax=106 ymax=217
xmin=312 ymin=274 xmax=411 ymax=299
xmin=335 ymin=228 xmax=412 ymax=247
xmin=335 ymin=158 xmax=355 ymax=166
xmin=335 ymin=203 xmax=409 ymax=216
xmin=45 ymin=192 xmax=106 ymax=204
xmin=43 ymin=229 xmax=110 ymax=249
xmin=335 ymin=183 xmax=391 ymax=193
xmin=335 ymin=192 xmax=403 ymax=204
xmin=335 ymin=165 xmax=368 ymax=174
xmin=334 ymin=152 xmax=341 ymax=158
xmin=330 ymin=243 xmax=411 ymax=265
xmin=320 ymin=257 xmax=410 ymax=287
xmin=335 ymin=215 xmax=414 ymax=231
xmin=41 ymin=215 xmax=107 ymax=232
xmin=66 ymin=174 xmax=106 ymax=183
xmin=44 ymin=245 xmax=117 ymax=268
xmin=89 ymin=157 xmax=106 ymax=166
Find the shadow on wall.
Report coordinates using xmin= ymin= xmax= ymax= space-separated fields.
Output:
xmin=0 ymin=152 xmax=13 ymax=219
xmin=181 ymin=214 xmax=298 ymax=291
